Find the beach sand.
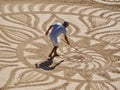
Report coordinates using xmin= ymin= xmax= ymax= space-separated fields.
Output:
xmin=0 ymin=0 xmax=120 ymax=90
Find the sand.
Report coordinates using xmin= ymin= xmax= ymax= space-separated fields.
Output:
xmin=0 ymin=0 xmax=120 ymax=90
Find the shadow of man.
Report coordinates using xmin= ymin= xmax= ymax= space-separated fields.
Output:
xmin=35 ymin=56 xmax=64 ymax=70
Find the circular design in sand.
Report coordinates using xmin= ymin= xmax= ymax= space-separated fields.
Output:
xmin=0 ymin=2 xmax=120 ymax=90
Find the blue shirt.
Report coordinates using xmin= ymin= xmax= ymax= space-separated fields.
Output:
xmin=50 ymin=23 xmax=66 ymax=39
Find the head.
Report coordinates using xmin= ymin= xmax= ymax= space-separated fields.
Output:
xmin=63 ymin=21 xmax=69 ymax=28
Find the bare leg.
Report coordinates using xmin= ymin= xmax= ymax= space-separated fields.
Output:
xmin=48 ymin=47 xmax=55 ymax=57
xmin=53 ymin=46 xmax=59 ymax=56
xmin=48 ymin=46 xmax=59 ymax=57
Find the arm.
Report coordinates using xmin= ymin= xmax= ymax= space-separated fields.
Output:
xmin=45 ymin=25 xmax=53 ymax=35
xmin=64 ymin=35 xmax=70 ymax=45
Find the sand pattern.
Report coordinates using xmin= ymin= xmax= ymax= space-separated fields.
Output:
xmin=0 ymin=0 xmax=120 ymax=90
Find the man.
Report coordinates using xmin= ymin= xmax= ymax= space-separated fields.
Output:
xmin=46 ymin=21 xmax=70 ymax=57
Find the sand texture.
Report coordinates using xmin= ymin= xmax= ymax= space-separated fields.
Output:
xmin=0 ymin=0 xmax=120 ymax=90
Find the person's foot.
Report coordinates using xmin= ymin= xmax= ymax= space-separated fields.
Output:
xmin=35 ymin=64 xmax=39 ymax=68
xmin=48 ymin=54 xmax=52 ymax=57
xmin=54 ymin=54 xmax=59 ymax=57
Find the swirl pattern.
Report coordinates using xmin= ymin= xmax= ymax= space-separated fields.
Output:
xmin=0 ymin=1 xmax=120 ymax=90
xmin=94 ymin=0 xmax=120 ymax=5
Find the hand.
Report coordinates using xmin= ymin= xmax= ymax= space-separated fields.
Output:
xmin=45 ymin=32 xmax=48 ymax=35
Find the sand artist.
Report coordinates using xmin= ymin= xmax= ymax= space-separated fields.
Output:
xmin=46 ymin=21 xmax=70 ymax=57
